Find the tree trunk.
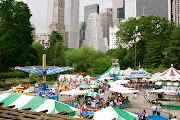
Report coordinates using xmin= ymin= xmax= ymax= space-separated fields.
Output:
xmin=0 ymin=48 xmax=1 ymax=72
xmin=134 ymin=39 xmax=136 ymax=70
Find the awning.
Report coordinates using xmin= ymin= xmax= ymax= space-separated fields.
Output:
xmin=86 ymin=92 xmax=99 ymax=97
xmin=155 ymin=82 xmax=180 ymax=86
xmin=59 ymin=90 xmax=89 ymax=96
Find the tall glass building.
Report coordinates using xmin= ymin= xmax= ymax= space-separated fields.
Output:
xmin=136 ymin=0 xmax=169 ymax=19
xmin=124 ymin=0 xmax=170 ymax=20
xmin=64 ymin=0 xmax=80 ymax=49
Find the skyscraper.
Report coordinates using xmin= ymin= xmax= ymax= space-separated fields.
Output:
xmin=113 ymin=0 xmax=124 ymax=22
xmin=171 ymin=0 xmax=180 ymax=26
xmin=124 ymin=0 xmax=171 ymax=20
xmin=65 ymin=0 xmax=80 ymax=49
xmin=48 ymin=0 xmax=68 ymax=47
xmin=100 ymin=8 xmax=113 ymax=45
xmin=82 ymin=13 xmax=108 ymax=52
xmin=84 ymin=4 xmax=99 ymax=27
xmin=82 ymin=4 xmax=99 ymax=41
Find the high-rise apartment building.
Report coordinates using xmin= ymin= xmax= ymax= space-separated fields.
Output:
xmin=84 ymin=4 xmax=99 ymax=27
xmin=100 ymin=8 xmax=113 ymax=45
xmin=82 ymin=4 xmax=99 ymax=41
xmin=171 ymin=0 xmax=180 ymax=25
xmin=82 ymin=13 xmax=108 ymax=52
xmin=48 ymin=0 xmax=68 ymax=47
xmin=124 ymin=0 xmax=170 ymax=20
xmin=113 ymin=0 xmax=124 ymax=22
xmin=79 ymin=22 xmax=85 ymax=47
xmin=65 ymin=0 xmax=80 ymax=49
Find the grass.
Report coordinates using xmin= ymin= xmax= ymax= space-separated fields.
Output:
xmin=4 ymin=78 xmax=25 ymax=84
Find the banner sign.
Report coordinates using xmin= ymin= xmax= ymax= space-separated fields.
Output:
xmin=40 ymin=40 xmax=50 ymax=49
xmin=112 ymin=59 xmax=119 ymax=65
xmin=131 ymin=71 xmax=146 ymax=76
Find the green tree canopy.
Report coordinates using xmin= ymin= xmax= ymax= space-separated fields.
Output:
xmin=0 ymin=0 xmax=33 ymax=71
xmin=167 ymin=25 xmax=180 ymax=69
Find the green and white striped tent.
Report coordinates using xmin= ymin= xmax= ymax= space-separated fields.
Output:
xmin=0 ymin=93 xmax=79 ymax=116
xmin=96 ymin=67 xmax=124 ymax=81
xmin=155 ymin=82 xmax=180 ymax=86
xmin=86 ymin=92 xmax=99 ymax=97
xmin=93 ymin=106 xmax=138 ymax=120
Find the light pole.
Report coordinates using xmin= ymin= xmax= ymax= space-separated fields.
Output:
xmin=143 ymin=7 xmax=145 ymax=16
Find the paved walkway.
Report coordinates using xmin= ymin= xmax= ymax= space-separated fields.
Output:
xmin=1 ymin=89 xmax=180 ymax=119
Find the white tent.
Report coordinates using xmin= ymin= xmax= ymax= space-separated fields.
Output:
xmin=109 ymin=88 xmax=139 ymax=94
xmin=59 ymin=90 xmax=89 ymax=96
xmin=93 ymin=106 xmax=138 ymax=120
xmin=148 ymin=89 xmax=176 ymax=94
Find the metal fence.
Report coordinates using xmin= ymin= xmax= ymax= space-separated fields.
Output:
xmin=124 ymin=107 xmax=169 ymax=119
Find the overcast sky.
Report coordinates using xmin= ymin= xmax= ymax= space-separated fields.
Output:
xmin=17 ymin=0 xmax=112 ymax=34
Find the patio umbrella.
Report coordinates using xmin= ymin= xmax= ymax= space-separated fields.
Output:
xmin=90 ymin=85 xmax=98 ymax=88
xmin=77 ymin=84 xmax=90 ymax=89
xmin=0 ymin=93 xmax=79 ymax=116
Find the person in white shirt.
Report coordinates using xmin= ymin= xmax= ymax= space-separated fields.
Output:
xmin=152 ymin=104 xmax=157 ymax=115
xmin=171 ymin=116 xmax=177 ymax=120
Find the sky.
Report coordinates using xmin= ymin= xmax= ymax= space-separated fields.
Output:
xmin=17 ymin=0 xmax=113 ymax=34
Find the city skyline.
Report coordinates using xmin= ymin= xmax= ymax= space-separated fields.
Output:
xmin=17 ymin=0 xmax=112 ymax=34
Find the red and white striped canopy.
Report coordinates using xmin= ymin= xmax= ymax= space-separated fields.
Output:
xmin=160 ymin=64 xmax=180 ymax=81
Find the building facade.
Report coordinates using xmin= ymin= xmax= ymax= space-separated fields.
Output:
xmin=48 ymin=0 xmax=68 ymax=47
xmin=83 ymin=4 xmax=99 ymax=41
xmin=113 ymin=0 xmax=124 ymax=22
xmin=172 ymin=0 xmax=180 ymax=25
xmin=82 ymin=13 xmax=108 ymax=52
xmin=65 ymin=0 xmax=80 ymax=49
xmin=100 ymin=8 xmax=113 ymax=45
xmin=124 ymin=0 xmax=171 ymax=20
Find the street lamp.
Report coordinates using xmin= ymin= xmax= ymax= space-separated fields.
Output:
xmin=143 ymin=7 xmax=145 ymax=16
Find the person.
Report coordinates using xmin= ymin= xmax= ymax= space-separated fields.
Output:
xmin=133 ymin=93 xmax=137 ymax=99
xmin=169 ymin=114 xmax=173 ymax=119
xmin=152 ymin=104 xmax=157 ymax=115
xmin=106 ymin=98 xmax=110 ymax=107
xmin=171 ymin=116 xmax=177 ymax=120
xmin=157 ymin=104 xmax=161 ymax=116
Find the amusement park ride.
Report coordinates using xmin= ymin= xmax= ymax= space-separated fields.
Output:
xmin=15 ymin=40 xmax=73 ymax=90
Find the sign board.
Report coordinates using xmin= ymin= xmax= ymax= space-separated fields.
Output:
xmin=112 ymin=59 xmax=119 ymax=65
xmin=131 ymin=71 xmax=146 ymax=76
xmin=40 ymin=40 xmax=50 ymax=49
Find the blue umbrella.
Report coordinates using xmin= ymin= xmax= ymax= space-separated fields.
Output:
xmin=148 ymin=115 xmax=168 ymax=120
xmin=78 ymin=84 xmax=90 ymax=89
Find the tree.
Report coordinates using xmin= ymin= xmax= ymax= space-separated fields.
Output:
xmin=167 ymin=25 xmax=180 ymax=69
xmin=0 ymin=0 xmax=33 ymax=71
xmin=116 ymin=18 xmax=139 ymax=69
xmin=47 ymin=31 xmax=65 ymax=66
xmin=116 ymin=15 xmax=175 ymax=69
xmin=92 ymin=56 xmax=112 ymax=74
xmin=65 ymin=46 xmax=106 ymax=73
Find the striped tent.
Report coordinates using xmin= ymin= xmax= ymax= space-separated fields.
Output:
xmin=96 ymin=67 xmax=124 ymax=81
xmin=155 ymin=82 xmax=180 ymax=86
xmin=93 ymin=106 xmax=138 ymax=120
xmin=109 ymin=68 xmax=124 ymax=76
xmin=0 ymin=93 xmax=79 ymax=116
xmin=86 ymin=92 xmax=99 ymax=97
xmin=159 ymin=64 xmax=180 ymax=81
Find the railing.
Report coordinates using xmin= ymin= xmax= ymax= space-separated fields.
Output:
xmin=124 ymin=107 xmax=169 ymax=119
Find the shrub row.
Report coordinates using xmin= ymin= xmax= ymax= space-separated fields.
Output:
xmin=0 ymin=71 xmax=28 ymax=78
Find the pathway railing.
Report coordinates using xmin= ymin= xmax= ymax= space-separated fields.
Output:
xmin=124 ymin=107 xmax=169 ymax=119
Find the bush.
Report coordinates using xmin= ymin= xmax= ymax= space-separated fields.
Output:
xmin=0 ymin=71 xmax=28 ymax=78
